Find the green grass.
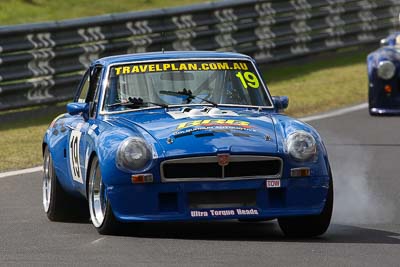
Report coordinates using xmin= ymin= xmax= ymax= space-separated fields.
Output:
xmin=0 ymin=50 xmax=368 ymax=172
xmin=0 ymin=125 xmax=47 ymax=170
xmin=0 ymin=104 xmax=65 ymax=171
xmin=265 ymin=50 xmax=368 ymax=117
xmin=0 ymin=0 xmax=211 ymax=26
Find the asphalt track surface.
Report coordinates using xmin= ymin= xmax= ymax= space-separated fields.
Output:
xmin=1 ymin=107 xmax=400 ymax=266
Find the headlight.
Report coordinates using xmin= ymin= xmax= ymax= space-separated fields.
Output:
xmin=116 ymin=137 xmax=152 ymax=171
xmin=286 ymin=131 xmax=317 ymax=162
xmin=377 ymin=61 xmax=395 ymax=80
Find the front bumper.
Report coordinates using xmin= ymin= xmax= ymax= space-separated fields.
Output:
xmin=370 ymin=107 xmax=400 ymax=115
xmin=107 ymin=176 xmax=330 ymax=222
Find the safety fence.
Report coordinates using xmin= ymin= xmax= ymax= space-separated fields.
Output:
xmin=0 ymin=0 xmax=399 ymax=110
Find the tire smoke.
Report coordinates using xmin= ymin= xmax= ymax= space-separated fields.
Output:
xmin=329 ymin=145 xmax=395 ymax=225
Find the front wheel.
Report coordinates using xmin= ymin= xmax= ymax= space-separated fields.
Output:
xmin=88 ymin=156 xmax=120 ymax=235
xmin=278 ymin=176 xmax=333 ymax=238
xmin=43 ymin=146 xmax=88 ymax=221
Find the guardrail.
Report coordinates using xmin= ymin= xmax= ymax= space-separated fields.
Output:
xmin=0 ymin=0 xmax=399 ymax=110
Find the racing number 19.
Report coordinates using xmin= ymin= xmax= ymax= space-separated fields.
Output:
xmin=69 ymin=130 xmax=83 ymax=183
xmin=236 ymin=71 xmax=260 ymax=89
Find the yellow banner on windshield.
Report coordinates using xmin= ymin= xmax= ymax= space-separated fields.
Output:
xmin=114 ymin=61 xmax=249 ymax=75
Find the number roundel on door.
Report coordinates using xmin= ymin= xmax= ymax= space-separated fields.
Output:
xmin=69 ymin=130 xmax=83 ymax=183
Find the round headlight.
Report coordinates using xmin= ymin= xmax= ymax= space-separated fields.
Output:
xmin=116 ymin=137 xmax=152 ymax=171
xmin=377 ymin=61 xmax=395 ymax=80
xmin=286 ymin=131 xmax=317 ymax=162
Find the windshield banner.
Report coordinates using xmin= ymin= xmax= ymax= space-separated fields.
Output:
xmin=114 ymin=61 xmax=249 ymax=75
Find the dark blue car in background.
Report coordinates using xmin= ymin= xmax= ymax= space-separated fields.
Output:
xmin=42 ymin=51 xmax=333 ymax=237
xmin=368 ymin=32 xmax=400 ymax=115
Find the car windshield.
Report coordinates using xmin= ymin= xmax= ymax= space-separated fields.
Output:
xmin=103 ymin=59 xmax=272 ymax=112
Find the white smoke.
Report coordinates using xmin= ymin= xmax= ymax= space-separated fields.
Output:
xmin=329 ymin=145 xmax=395 ymax=225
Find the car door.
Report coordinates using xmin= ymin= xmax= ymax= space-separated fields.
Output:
xmin=66 ymin=66 xmax=103 ymax=193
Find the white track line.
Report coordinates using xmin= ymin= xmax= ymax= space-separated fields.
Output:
xmin=0 ymin=166 xmax=42 ymax=179
xmin=0 ymin=102 xmax=368 ymax=179
xmin=90 ymin=237 xmax=106 ymax=245
xmin=300 ymin=102 xmax=368 ymax=122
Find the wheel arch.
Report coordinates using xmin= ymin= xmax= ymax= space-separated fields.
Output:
xmin=42 ymin=142 xmax=48 ymax=157
xmin=85 ymin=151 xmax=98 ymax=199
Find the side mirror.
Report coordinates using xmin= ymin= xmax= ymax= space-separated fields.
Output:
xmin=272 ymin=96 xmax=289 ymax=111
xmin=67 ymin=102 xmax=89 ymax=119
xmin=380 ymin=38 xmax=389 ymax=47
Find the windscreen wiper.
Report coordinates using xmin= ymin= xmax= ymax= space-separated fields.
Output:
xmin=159 ymin=88 xmax=218 ymax=107
xmin=107 ymin=97 xmax=169 ymax=109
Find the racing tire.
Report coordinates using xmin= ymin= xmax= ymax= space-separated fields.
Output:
xmin=43 ymin=147 xmax=89 ymax=221
xmin=278 ymin=174 xmax=333 ymax=238
xmin=88 ymin=156 xmax=121 ymax=235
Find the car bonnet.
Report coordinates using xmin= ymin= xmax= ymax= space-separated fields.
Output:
xmin=111 ymin=107 xmax=279 ymax=158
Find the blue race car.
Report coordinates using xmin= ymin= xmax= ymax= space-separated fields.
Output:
xmin=368 ymin=33 xmax=400 ymax=115
xmin=42 ymin=51 xmax=333 ymax=237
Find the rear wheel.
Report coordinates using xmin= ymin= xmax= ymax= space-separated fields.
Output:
xmin=278 ymin=175 xmax=333 ymax=238
xmin=88 ymin=156 xmax=120 ymax=235
xmin=43 ymin=147 xmax=88 ymax=221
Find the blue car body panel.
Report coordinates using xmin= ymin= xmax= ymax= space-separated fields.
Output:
xmin=43 ymin=51 xmax=331 ymax=222
xmin=368 ymin=35 xmax=400 ymax=115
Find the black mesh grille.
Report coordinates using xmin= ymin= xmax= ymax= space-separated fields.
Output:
xmin=189 ymin=190 xmax=257 ymax=208
xmin=162 ymin=157 xmax=281 ymax=180
xmin=163 ymin=162 xmax=222 ymax=178
xmin=225 ymin=161 xmax=281 ymax=177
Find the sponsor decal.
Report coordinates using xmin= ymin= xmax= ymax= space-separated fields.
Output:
xmin=190 ymin=208 xmax=259 ymax=218
xmin=88 ymin=124 xmax=99 ymax=136
xmin=177 ymin=119 xmax=250 ymax=129
xmin=173 ymin=119 xmax=256 ymax=136
xmin=266 ymin=179 xmax=281 ymax=188
xmin=114 ymin=61 xmax=249 ymax=75
xmin=173 ymin=126 xmax=255 ymax=136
